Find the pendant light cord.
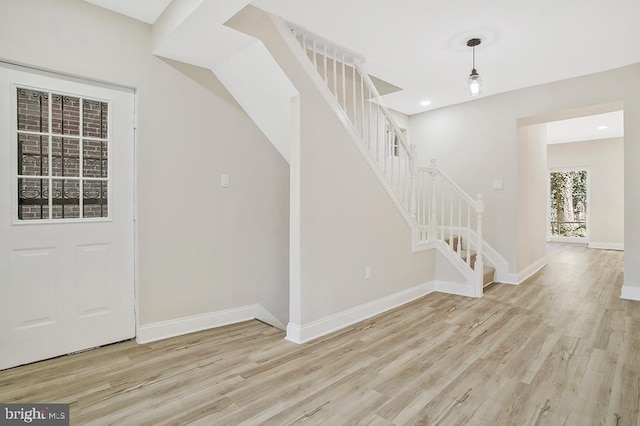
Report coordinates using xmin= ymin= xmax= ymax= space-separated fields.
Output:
xmin=472 ymin=46 xmax=476 ymax=70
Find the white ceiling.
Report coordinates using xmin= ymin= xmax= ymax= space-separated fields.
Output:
xmin=84 ymin=0 xmax=640 ymax=116
xmin=254 ymin=0 xmax=640 ymax=115
xmin=546 ymin=111 xmax=624 ymax=145
xmin=84 ymin=0 xmax=172 ymax=24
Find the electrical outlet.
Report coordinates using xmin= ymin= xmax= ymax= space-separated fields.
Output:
xmin=365 ymin=266 xmax=371 ymax=280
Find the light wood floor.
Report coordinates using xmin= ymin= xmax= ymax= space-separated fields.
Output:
xmin=1 ymin=245 xmax=636 ymax=425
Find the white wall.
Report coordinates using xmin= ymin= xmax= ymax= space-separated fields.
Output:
xmin=390 ymin=109 xmax=410 ymax=131
xmin=547 ymin=138 xmax=624 ymax=248
xmin=0 ymin=0 xmax=290 ymax=326
xmin=409 ymin=63 xmax=640 ymax=292
xmin=410 ymin=99 xmax=519 ymax=273
xmin=229 ymin=7 xmax=435 ymax=334
xmin=517 ymin=124 xmax=548 ymax=272
xmin=390 ymin=109 xmax=410 ymax=146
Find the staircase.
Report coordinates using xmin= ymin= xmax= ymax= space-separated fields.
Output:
xmin=285 ymin=22 xmax=502 ymax=296
xmin=446 ymin=236 xmax=495 ymax=287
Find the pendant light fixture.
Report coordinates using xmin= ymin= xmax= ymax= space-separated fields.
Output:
xmin=467 ymin=38 xmax=482 ymax=97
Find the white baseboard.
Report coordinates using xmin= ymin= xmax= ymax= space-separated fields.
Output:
xmin=499 ymin=256 xmax=548 ymax=285
xmin=137 ymin=304 xmax=284 ymax=344
xmin=285 ymin=323 xmax=303 ymax=344
xmin=548 ymin=236 xmax=586 ymax=244
xmin=255 ymin=305 xmax=287 ymax=330
xmin=517 ymin=257 xmax=548 ymax=284
xmin=500 ymin=273 xmax=519 ymax=285
xmin=621 ymin=285 xmax=640 ymax=301
xmin=588 ymin=242 xmax=624 ymax=251
xmin=285 ymin=281 xmax=435 ymax=344
xmin=435 ymin=281 xmax=476 ymax=298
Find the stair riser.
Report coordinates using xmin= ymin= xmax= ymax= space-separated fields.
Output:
xmin=446 ymin=236 xmax=495 ymax=287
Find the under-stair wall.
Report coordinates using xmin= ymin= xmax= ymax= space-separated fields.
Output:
xmin=228 ymin=6 xmax=437 ymax=343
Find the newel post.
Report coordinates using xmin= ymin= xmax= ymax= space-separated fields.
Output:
xmin=475 ymin=194 xmax=485 ymax=297
xmin=427 ymin=158 xmax=438 ymax=242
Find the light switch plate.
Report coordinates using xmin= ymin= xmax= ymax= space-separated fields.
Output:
xmin=492 ymin=179 xmax=503 ymax=190
xmin=221 ymin=174 xmax=230 ymax=188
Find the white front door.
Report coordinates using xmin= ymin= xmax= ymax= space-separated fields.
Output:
xmin=0 ymin=64 xmax=135 ymax=370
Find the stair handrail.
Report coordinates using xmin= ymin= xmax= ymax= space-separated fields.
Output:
xmin=289 ymin=23 xmax=418 ymax=219
xmin=418 ymin=159 xmax=485 ymax=293
xmin=355 ymin=61 xmax=417 ymax=217
xmin=351 ymin=61 xmax=413 ymax=158
xmin=419 ymin=159 xmax=480 ymax=211
xmin=288 ymin=24 xmax=414 ymax=163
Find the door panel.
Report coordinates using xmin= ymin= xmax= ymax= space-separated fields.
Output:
xmin=0 ymin=64 xmax=135 ymax=370
xmin=13 ymin=248 xmax=57 ymax=328
xmin=77 ymin=243 xmax=111 ymax=317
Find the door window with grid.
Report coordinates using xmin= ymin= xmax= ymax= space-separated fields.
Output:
xmin=16 ymin=87 xmax=109 ymax=221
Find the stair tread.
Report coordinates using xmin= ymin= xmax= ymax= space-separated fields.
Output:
xmin=445 ymin=236 xmax=496 ymax=287
xmin=457 ymin=249 xmax=476 ymax=257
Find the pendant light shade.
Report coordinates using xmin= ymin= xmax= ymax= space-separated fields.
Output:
xmin=468 ymin=69 xmax=481 ymax=97
xmin=467 ymin=38 xmax=482 ymax=97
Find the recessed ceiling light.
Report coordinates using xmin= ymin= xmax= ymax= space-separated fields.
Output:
xmin=420 ymin=100 xmax=432 ymax=106
xmin=597 ymin=125 xmax=608 ymax=130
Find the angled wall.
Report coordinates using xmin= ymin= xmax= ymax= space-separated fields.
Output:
xmin=151 ymin=0 xmax=298 ymax=164
xmin=212 ymin=42 xmax=298 ymax=162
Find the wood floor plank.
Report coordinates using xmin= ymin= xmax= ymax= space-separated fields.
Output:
xmin=0 ymin=245 xmax=636 ymax=425
xmin=496 ymin=324 xmax=563 ymax=384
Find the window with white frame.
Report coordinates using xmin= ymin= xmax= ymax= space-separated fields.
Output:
xmin=385 ymin=124 xmax=407 ymax=158
xmin=16 ymin=87 xmax=110 ymax=221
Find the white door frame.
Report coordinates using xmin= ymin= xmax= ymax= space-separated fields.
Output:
xmin=0 ymin=60 xmax=140 ymax=359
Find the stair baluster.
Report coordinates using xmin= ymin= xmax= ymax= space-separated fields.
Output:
xmin=466 ymin=205 xmax=471 ymax=266
xmin=429 ymin=167 xmax=437 ymax=242
xmin=457 ymin=198 xmax=462 ymax=257
xmin=475 ymin=194 xmax=485 ymax=295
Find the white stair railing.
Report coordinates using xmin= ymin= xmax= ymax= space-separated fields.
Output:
xmin=290 ymin=25 xmax=416 ymax=217
xmin=288 ymin=25 xmax=489 ymax=292
xmin=416 ymin=160 xmax=485 ymax=283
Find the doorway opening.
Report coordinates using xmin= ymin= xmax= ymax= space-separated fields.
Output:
xmin=545 ymin=107 xmax=624 ymax=251
xmin=548 ymin=169 xmax=588 ymax=243
xmin=517 ymin=101 xmax=624 ymax=280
